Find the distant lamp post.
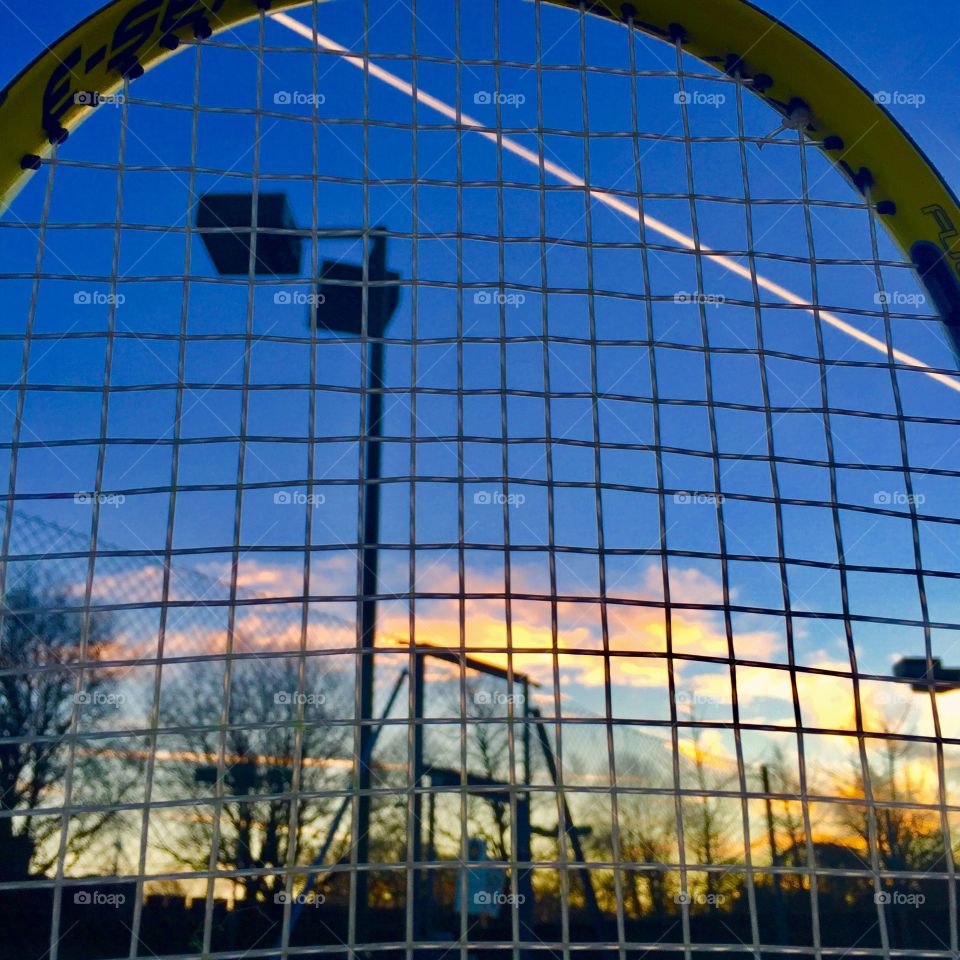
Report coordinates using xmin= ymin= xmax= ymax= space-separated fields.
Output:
xmin=893 ymin=657 xmax=960 ymax=693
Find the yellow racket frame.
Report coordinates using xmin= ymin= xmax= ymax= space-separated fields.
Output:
xmin=1 ymin=0 xmax=958 ymax=325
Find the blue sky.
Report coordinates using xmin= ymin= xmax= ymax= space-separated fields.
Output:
xmin=3 ymin=0 xmax=959 ymax=670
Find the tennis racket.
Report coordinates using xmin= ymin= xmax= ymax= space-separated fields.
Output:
xmin=1 ymin=1 xmax=959 ymax=958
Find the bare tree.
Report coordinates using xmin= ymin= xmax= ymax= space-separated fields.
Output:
xmin=156 ymin=655 xmax=351 ymax=906
xmin=426 ymin=679 xmax=516 ymax=863
xmin=836 ymin=720 xmax=945 ymax=874
xmin=0 ymin=581 xmax=123 ymax=879
xmin=608 ymin=791 xmax=675 ymax=918
xmin=465 ymin=681 xmax=512 ymax=860
xmin=681 ymin=724 xmax=740 ymax=907
xmin=761 ymin=748 xmax=808 ymax=871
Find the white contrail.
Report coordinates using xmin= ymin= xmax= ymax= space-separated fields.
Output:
xmin=272 ymin=12 xmax=960 ymax=394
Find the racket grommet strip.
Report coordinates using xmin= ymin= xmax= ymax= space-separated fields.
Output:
xmin=19 ymin=154 xmax=42 ymax=171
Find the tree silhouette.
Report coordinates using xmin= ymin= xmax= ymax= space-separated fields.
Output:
xmin=681 ymin=724 xmax=740 ymax=907
xmin=0 ymin=581 xmax=121 ymax=879
xmin=610 ymin=791 xmax=675 ymax=918
xmin=837 ymin=723 xmax=946 ymax=874
xmin=464 ymin=680 xmax=513 ymax=860
xmin=155 ymin=655 xmax=351 ymax=908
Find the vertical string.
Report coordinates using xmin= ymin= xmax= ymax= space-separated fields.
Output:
xmin=348 ymin=0 xmax=375 ymax=949
xmin=796 ymin=127 xmax=892 ymax=955
xmin=126 ymin=37 xmax=204 ymax=960
xmin=672 ymin=35 xmax=763 ymax=960
xmin=490 ymin=0 xmax=527 ymax=954
xmin=201 ymin=10 xmax=266 ymax=954
xmin=0 ymin=127 xmax=59 ymax=960
xmin=277 ymin=0 xmax=324 ymax=950
xmin=404 ymin=1 xmax=422 ymax=954
xmin=621 ymin=12 xmax=692 ymax=956
xmin=48 ymin=75 xmax=129 ymax=960
xmin=732 ymin=68 xmax=824 ymax=959
xmin=530 ymin=1 xmax=573 ymax=955
xmin=865 ymin=184 xmax=959 ymax=956
xmin=454 ymin=2 xmax=471 ymax=957
xmin=578 ymin=3 xmax=628 ymax=954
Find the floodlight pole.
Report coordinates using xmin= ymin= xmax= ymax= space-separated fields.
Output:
xmin=311 ymin=226 xmax=397 ymax=935
xmin=353 ymin=230 xmax=390 ymax=935
xmin=204 ymin=208 xmax=398 ymax=941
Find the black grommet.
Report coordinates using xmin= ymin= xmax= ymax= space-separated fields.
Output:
xmin=668 ymin=22 xmax=687 ymax=42
xmin=823 ymin=135 xmax=844 ymax=151
xmin=854 ymin=167 xmax=875 ymax=192
xmin=194 ymin=16 xmax=212 ymax=39
xmin=45 ymin=124 xmax=68 ymax=145
xmin=118 ymin=58 xmax=144 ymax=80
xmin=159 ymin=34 xmax=180 ymax=50
xmin=620 ymin=2 xmax=636 ymax=19
xmin=254 ymin=0 xmax=272 ymax=9
xmin=725 ymin=54 xmax=746 ymax=77
xmin=20 ymin=154 xmax=42 ymax=171
xmin=752 ymin=73 xmax=773 ymax=92
xmin=876 ymin=200 xmax=896 ymax=216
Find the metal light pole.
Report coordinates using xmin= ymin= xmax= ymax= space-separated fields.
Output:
xmin=314 ymin=229 xmax=400 ymax=936
xmin=197 ymin=201 xmax=401 ymax=941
